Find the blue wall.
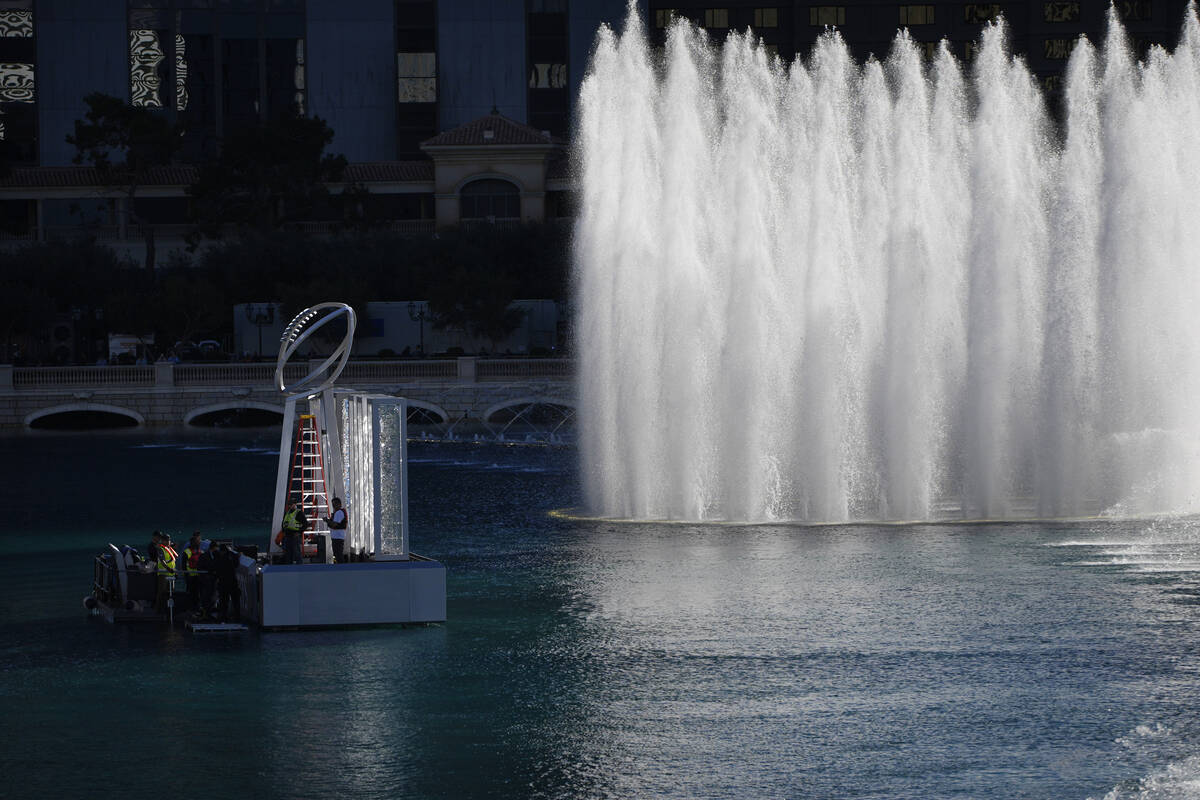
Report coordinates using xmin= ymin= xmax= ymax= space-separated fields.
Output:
xmin=437 ymin=0 xmax=525 ymax=131
xmin=31 ymin=0 xmax=636 ymax=167
xmin=37 ymin=0 xmax=127 ymax=166
xmin=306 ymin=0 xmax=397 ymax=162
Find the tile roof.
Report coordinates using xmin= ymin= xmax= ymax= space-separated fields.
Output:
xmin=343 ymin=161 xmax=433 ymax=182
xmin=421 ymin=111 xmax=561 ymax=148
xmin=0 ymin=164 xmax=199 ymax=187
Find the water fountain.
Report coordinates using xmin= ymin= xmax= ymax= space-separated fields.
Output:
xmin=575 ymin=6 xmax=1200 ymax=523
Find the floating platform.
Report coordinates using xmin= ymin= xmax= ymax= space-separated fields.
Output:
xmin=252 ymin=555 xmax=446 ymax=629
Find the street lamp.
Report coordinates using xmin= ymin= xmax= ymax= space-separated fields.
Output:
xmin=245 ymin=303 xmax=276 ymax=359
xmin=407 ymin=301 xmax=427 ymax=356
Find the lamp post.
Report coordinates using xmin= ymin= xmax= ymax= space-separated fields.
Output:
xmin=407 ymin=301 xmax=426 ymax=356
xmin=245 ymin=303 xmax=276 ymax=359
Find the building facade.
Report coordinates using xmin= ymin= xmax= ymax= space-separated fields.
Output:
xmin=0 ymin=0 xmax=628 ymax=249
xmin=645 ymin=2 xmax=1192 ymax=93
xmin=0 ymin=0 xmax=1192 ymax=251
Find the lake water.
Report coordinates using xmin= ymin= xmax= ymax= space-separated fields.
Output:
xmin=1 ymin=428 xmax=1199 ymax=799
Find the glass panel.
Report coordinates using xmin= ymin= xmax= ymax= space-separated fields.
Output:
xmin=0 ymin=61 xmax=32 ymax=103
xmin=1044 ymin=1 xmax=1080 ymax=22
xmin=397 ymin=51 xmax=435 ymax=78
xmin=810 ymin=7 xmax=844 ymax=25
xmin=964 ymin=4 xmax=1003 ymax=24
xmin=175 ymin=34 xmax=188 ymax=110
xmin=129 ymin=29 xmax=165 ymax=107
xmin=753 ymin=8 xmax=778 ymax=28
xmin=704 ymin=8 xmax=728 ymax=28
xmin=376 ymin=403 xmax=404 ymax=556
xmin=0 ymin=9 xmax=31 ymax=37
xmin=398 ymin=52 xmax=435 ymax=102
xmin=900 ymin=5 xmax=935 ymax=24
xmin=529 ymin=62 xmax=567 ymax=89
xmin=1118 ymin=0 xmax=1152 ymax=22
xmin=1043 ymin=38 xmax=1076 ymax=59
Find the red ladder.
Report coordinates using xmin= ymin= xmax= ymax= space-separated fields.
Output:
xmin=287 ymin=414 xmax=329 ymax=535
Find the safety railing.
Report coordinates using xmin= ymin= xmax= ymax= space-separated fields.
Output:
xmin=339 ymin=360 xmax=458 ymax=382
xmin=6 ymin=358 xmax=574 ymax=391
xmin=174 ymin=363 xmax=307 ymax=387
xmin=477 ymin=358 xmax=573 ymax=379
xmin=12 ymin=365 xmax=155 ymax=388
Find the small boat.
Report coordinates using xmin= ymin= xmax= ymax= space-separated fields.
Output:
xmin=86 ymin=543 xmax=175 ymax=623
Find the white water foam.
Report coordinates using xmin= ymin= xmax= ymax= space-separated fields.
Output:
xmin=1093 ymin=756 xmax=1200 ymax=799
xmin=577 ymin=5 xmax=1200 ymax=523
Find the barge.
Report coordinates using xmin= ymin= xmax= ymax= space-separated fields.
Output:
xmin=86 ymin=302 xmax=447 ymax=630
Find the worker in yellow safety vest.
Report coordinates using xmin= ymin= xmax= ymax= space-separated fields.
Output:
xmin=151 ymin=532 xmax=179 ymax=612
xmin=280 ymin=502 xmax=308 ymax=564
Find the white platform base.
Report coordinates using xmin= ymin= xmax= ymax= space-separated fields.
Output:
xmin=256 ymin=557 xmax=446 ymax=628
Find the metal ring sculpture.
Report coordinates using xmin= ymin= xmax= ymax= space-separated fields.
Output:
xmin=275 ymin=302 xmax=357 ymax=396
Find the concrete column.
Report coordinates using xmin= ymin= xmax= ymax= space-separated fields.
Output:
xmin=155 ymin=361 xmax=174 ymax=386
xmin=457 ymin=356 xmax=476 ymax=382
xmin=0 ymin=364 xmax=11 ymax=390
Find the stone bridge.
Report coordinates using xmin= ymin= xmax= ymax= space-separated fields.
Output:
xmin=0 ymin=358 xmax=575 ymax=433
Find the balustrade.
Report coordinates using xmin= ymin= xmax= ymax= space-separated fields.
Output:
xmin=7 ymin=358 xmax=572 ymax=390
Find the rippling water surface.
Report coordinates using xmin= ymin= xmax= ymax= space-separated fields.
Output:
xmin=2 ymin=429 xmax=1200 ymax=799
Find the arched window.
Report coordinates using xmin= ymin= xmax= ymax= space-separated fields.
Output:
xmin=460 ymin=178 xmax=520 ymax=222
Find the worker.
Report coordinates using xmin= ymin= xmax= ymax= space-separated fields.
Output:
xmin=153 ymin=533 xmax=178 ymax=612
xmin=213 ymin=543 xmax=241 ymax=622
xmin=146 ymin=530 xmax=164 ymax=567
xmin=195 ymin=539 xmax=218 ymax=619
xmin=182 ymin=531 xmax=206 ymax=618
xmin=325 ymin=497 xmax=347 ymax=563
xmin=281 ymin=501 xmax=307 ymax=564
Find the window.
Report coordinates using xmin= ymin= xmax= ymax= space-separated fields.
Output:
xmin=397 ymin=52 xmax=436 ymax=102
xmin=127 ymin=2 xmax=301 ymax=157
xmin=655 ymin=9 xmax=676 ymax=28
xmin=963 ymin=41 xmax=981 ymax=61
xmin=396 ymin=0 xmax=437 ymax=158
xmin=754 ymin=8 xmax=778 ymax=28
xmin=810 ymin=7 xmax=845 ymax=25
xmin=918 ymin=41 xmax=939 ymax=60
xmin=1043 ymin=38 xmax=1076 ymax=59
xmin=527 ymin=2 xmax=568 ymax=137
xmin=1041 ymin=75 xmax=1062 ymax=92
xmin=529 ymin=62 xmax=567 ymax=89
xmin=1044 ymin=2 xmax=1080 ymax=22
xmin=964 ymin=4 xmax=1003 ymax=23
xmin=0 ymin=0 xmax=33 ymax=162
xmin=1117 ymin=1 xmax=1152 ymax=21
xmin=129 ymin=26 xmax=166 ymax=108
xmin=460 ymin=179 xmax=520 ymax=221
xmin=704 ymin=8 xmax=728 ymax=28
xmin=900 ymin=5 xmax=935 ymax=24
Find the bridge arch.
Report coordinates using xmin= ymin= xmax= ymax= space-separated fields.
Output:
xmin=26 ymin=403 xmax=145 ymax=429
xmin=184 ymin=401 xmax=285 ymax=427
xmin=482 ymin=396 xmax=576 ymax=438
xmin=405 ymin=399 xmax=449 ymax=425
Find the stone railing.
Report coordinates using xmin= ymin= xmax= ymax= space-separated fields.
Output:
xmin=476 ymin=358 xmax=573 ymax=379
xmin=339 ymin=360 xmax=458 ymax=382
xmin=2 ymin=358 xmax=573 ymax=391
xmin=10 ymin=365 xmax=155 ymax=388
xmin=174 ymin=363 xmax=307 ymax=387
